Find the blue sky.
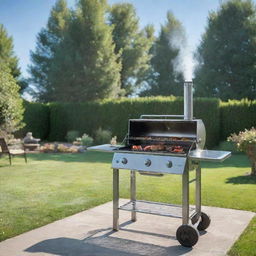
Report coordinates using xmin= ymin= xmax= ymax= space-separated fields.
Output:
xmin=0 ymin=0 xmax=231 ymax=77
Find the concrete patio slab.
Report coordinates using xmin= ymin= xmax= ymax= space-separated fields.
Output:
xmin=0 ymin=199 xmax=254 ymax=256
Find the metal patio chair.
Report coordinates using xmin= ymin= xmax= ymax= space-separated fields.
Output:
xmin=0 ymin=137 xmax=27 ymax=165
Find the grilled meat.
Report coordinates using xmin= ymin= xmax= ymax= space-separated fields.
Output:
xmin=132 ymin=145 xmax=143 ymax=151
xmin=143 ymin=145 xmax=165 ymax=151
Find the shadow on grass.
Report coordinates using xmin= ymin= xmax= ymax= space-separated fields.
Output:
xmin=226 ymin=174 xmax=256 ymax=184
xmin=27 ymin=151 xmax=113 ymax=164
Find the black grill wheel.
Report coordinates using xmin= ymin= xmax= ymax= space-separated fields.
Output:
xmin=176 ymin=224 xmax=199 ymax=247
xmin=197 ymin=212 xmax=211 ymax=231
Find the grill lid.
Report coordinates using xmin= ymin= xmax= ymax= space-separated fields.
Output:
xmin=128 ymin=119 xmax=197 ymax=139
xmin=127 ymin=118 xmax=206 ymax=149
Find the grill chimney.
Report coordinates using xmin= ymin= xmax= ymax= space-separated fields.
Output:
xmin=184 ymin=81 xmax=193 ymax=120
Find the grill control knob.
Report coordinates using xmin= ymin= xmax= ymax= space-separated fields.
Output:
xmin=166 ymin=161 xmax=173 ymax=168
xmin=145 ymin=159 xmax=151 ymax=167
xmin=122 ymin=158 xmax=128 ymax=164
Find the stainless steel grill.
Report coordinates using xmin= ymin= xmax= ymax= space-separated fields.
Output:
xmin=88 ymin=81 xmax=231 ymax=247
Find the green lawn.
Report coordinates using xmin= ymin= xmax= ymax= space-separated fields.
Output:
xmin=0 ymin=151 xmax=255 ymax=255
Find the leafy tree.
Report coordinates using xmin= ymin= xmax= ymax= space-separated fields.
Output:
xmin=194 ymin=0 xmax=256 ymax=100
xmin=141 ymin=12 xmax=184 ymax=96
xmin=0 ymin=24 xmax=27 ymax=93
xmin=0 ymin=63 xmax=24 ymax=136
xmin=109 ymin=3 xmax=154 ymax=95
xmin=0 ymin=24 xmax=20 ymax=78
xmin=49 ymin=0 xmax=121 ymax=102
xmin=29 ymin=0 xmax=70 ymax=102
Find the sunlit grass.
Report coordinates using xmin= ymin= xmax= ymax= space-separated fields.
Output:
xmin=0 ymin=152 xmax=255 ymax=255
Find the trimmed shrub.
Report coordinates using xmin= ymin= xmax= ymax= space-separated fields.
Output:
xmin=94 ymin=128 xmax=112 ymax=145
xmin=81 ymin=134 xmax=94 ymax=147
xmin=220 ymin=99 xmax=256 ymax=140
xmin=66 ymin=130 xmax=79 ymax=143
xmin=19 ymin=101 xmax=50 ymax=140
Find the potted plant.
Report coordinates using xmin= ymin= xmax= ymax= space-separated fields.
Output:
xmin=228 ymin=127 xmax=256 ymax=176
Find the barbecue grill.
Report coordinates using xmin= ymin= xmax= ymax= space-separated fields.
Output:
xmin=89 ymin=81 xmax=231 ymax=247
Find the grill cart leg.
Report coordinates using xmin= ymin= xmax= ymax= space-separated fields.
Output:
xmin=195 ymin=164 xmax=211 ymax=231
xmin=176 ymin=165 xmax=199 ymax=247
xmin=130 ymin=170 xmax=137 ymax=222
xmin=191 ymin=164 xmax=202 ymax=225
xmin=182 ymin=166 xmax=189 ymax=225
xmin=113 ymin=168 xmax=119 ymax=231
xmin=196 ymin=164 xmax=201 ymax=216
xmin=196 ymin=163 xmax=201 ymax=215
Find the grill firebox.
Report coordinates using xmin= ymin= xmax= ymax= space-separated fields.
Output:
xmin=88 ymin=81 xmax=231 ymax=247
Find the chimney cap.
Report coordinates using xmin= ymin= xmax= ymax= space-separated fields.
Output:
xmin=184 ymin=80 xmax=193 ymax=84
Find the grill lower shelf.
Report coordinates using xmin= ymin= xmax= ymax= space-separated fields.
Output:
xmin=119 ymin=200 xmax=195 ymax=218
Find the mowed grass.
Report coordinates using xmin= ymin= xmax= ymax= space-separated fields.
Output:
xmin=0 ymin=151 xmax=255 ymax=255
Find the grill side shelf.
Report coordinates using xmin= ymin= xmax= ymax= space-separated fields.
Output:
xmin=189 ymin=150 xmax=231 ymax=162
xmin=119 ymin=200 xmax=195 ymax=219
xmin=87 ymin=144 xmax=122 ymax=152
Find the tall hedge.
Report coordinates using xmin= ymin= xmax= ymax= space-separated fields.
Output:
xmin=220 ymin=99 xmax=256 ymax=140
xmin=20 ymin=101 xmax=50 ymax=140
xmin=20 ymin=97 xmax=256 ymax=148
xmin=48 ymin=96 xmax=220 ymax=148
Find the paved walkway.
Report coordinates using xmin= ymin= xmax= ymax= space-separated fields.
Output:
xmin=0 ymin=200 xmax=254 ymax=256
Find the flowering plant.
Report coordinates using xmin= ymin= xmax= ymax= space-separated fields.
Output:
xmin=40 ymin=143 xmax=56 ymax=153
xmin=228 ymin=127 xmax=256 ymax=175
xmin=57 ymin=144 xmax=78 ymax=153
xmin=40 ymin=143 xmax=78 ymax=153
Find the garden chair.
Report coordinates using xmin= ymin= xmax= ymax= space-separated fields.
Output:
xmin=0 ymin=137 xmax=27 ymax=165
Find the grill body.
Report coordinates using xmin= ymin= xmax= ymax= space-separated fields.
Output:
xmin=89 ymin=115 xmax=230 ymax=247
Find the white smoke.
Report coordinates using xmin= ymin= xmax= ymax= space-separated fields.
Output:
xmin=169 ymin=28 xmax=196 ymax=81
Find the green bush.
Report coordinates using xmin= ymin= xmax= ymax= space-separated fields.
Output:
xmin=215 ymin=141 xmax=239 ymax=153
xmin=66 ymin=130 xmax=79 ymax=143
xmin=220 ymin=99 xmax=256 ymax=140
xmin=94 ymin=128 xmax=112 ymax=145
xmin=81 ymin=134 xmax=94 ymax=147
xmin=18 ymin=101 xmax=50 ymax=140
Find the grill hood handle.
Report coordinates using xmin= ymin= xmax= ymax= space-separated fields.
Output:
xmin=140 ymin=115 xmax=185 ymax=119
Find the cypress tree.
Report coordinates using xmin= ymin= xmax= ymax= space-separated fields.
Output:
xmin=109 ymin=3 xmax=154 ymax=95
xmin=141 ymin=12 xmax=184 ymax=96
xmin=29 ymin=0 xmax=70 ymax=102
xmin=50 ymin=0 xmax=121 ymax=102
xmin=194 ymin=0 xmax=256 ymax=100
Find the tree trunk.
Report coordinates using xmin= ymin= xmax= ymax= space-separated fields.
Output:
xmin=251 ymin=161 xmax=256 ymax=176
xmin=247 ymin=145 xmax=256 ymax=176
